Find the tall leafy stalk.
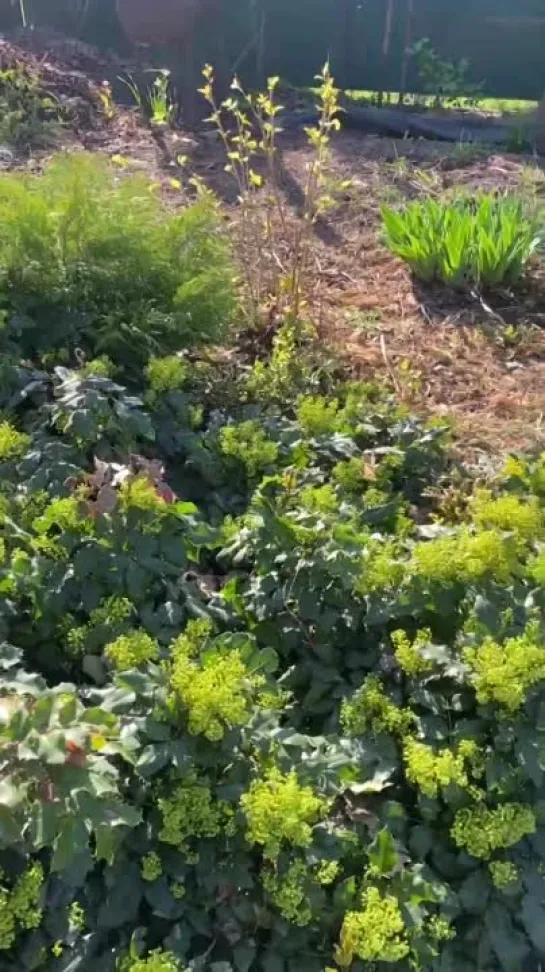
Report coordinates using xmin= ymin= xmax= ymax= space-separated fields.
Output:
xmin=200 ymin=63 xmax=346 ymax=325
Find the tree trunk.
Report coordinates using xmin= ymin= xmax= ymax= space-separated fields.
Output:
xmin=256 ymin=2 xmax=266 ymax=87
xmin=383 ymin=0 xmax=394 ymax=59
xmin=339 ymin=0 xmax=352 ymax=90
xmin=399 ymin=0 xmax=414 ymax=104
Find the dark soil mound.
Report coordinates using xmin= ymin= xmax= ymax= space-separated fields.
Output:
xmin=0 ymin=33 xmax=113 ymax=132
xmin=6 ymin=25 xmax=121 ymax=78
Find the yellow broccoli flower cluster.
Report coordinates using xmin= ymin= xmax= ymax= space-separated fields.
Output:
xmin=364 ymin=487 xmax=390 ymax=511
xmin=79 ymin=355 xmax=115 ymax=378
xmin=357 ymin=539 xmax=406 ymax=594
xmin=0 ymin=890 xmax=15 ymax=950
xmin=299 ymin=484 xmax=338 ymax=514
xmin=527 ymin=456 xmax=545 ymax=495
xmin=241 ymin=768 xmax=328 ymax=859
xmin=117 ymin=949 xmax=182 ymax=972
xmin=0 ymin=421 xmax=30 ymax=461
xmin=392 ymin=629 xmax=434 ymax=676
xmin=30 ymin=535 xmax=67 ymax=561
xmin=470 ymin=489 xmax=543 ymax=544
xmin=0 ymin=862 xmax=44 ymax=950
xmin=296 ymin=395 xmax=341 ymax=436
xmin=336 ymin=887 xmax=409 ymax=967
xmin=244 ymin=318 xmax=319 ymax=404
xmin=501 ymin=455 xmax=528 ymax=481
xmin=463 ymin=624 xmax=545 ymax=712
xmin=412 ymin=529 xmax=514 ymax=585
xmin=262 ymin=860 xmax=312 ymax=925
xmin=427 ymin=915 xmax=454 ymax=942
xmin=257 ymin=689 xmax=290 ymax=712
xmin=145 ymin=355 xmax=188 ymax=395
xmin=68 ymin=901 xmax=86 ymax=931
xmin=91 ymin=596 xmax=134 ymax=626
xmin=9 ymin=863 xmax=43 ymax=932
xmin=316 ymin=860 xmax=340 ymax=886
xmin=489 ymin=860 xmax=519 ymax=890
xmin=66 ymin=596 xmax=133 ymax=657
xmin=141 ymin=852 xmax=163 ymax=882
xmin=169 ymin=630 xmax=263 ymax=741
xmin=332 ymin=458 xmax=366 ymax=492
xmin=341 ymin=676 xmax=413 ymax=737
xmin=529 ymin=551 xmax=545 ymax=585
xmin=451 ymin=803 xmax=535 ymax=859
xmin=219 ymin=421 xmax=279 ymax=477
xmin=158 ymin=777 xmax=224 ymax=852
xmin=105 ymin=629 xmax=159 ymax=670
xmin=168 ymin=620 xmax=213 ymax=664
xmin=404 ymin=739 xmax=478 ymax=799
xmin=33 ymin=497 xmax=92 ymax=536
xmin=65 ymin=622 xmax=88 ymax=656
xmin=119 ymin=477 xmax=170 ymax=517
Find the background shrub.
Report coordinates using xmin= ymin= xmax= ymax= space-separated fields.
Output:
xmin=0 ymin=153 xmax=234 ymax=368
xmin=382 ymin=194 xmax=539 ymax=288
xmin=0 ymin=66 xmax=62 ymax=151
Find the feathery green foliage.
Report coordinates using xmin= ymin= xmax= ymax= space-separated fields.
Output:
xmin=0 ymin=153 xmax=234 ymax=368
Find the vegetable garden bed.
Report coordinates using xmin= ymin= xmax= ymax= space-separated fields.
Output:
xmin=1 ymin=37 xmax=545 ymax=972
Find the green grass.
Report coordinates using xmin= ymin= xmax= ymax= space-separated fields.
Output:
xmin=343 ymin=89 xmax=537 ymax=115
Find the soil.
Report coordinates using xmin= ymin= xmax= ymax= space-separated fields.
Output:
xmin=186 ymin=124 xmax=545 ymax=454
xmin=2 ymin=33 xmax=545 ymax=454
xmin=271 ymin=131 xmax=545 ymax=454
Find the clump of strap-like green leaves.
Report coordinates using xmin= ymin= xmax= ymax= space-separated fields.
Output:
xmin=3 ymin=150 xmax=545 ymax=972
xmin=382 ymin=193 xmax=540 ymax=288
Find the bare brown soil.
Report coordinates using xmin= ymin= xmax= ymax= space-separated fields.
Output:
xmin=205 ymin=129 xmax=545 ymax=455
xmin=272 ymin=130 xmax=545 ymax=454
xmin=185 ymin=125 xmax=545 ymax=453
